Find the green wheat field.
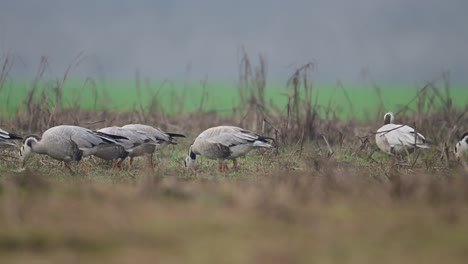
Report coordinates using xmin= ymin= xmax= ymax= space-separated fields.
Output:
xmin=1 ymin=79 xmax=467 ymax=119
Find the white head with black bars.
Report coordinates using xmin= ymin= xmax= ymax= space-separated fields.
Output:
xmin=454 ymin=132 xmax=468 ymax=160
xmin=19 ymin=135 xmax=40 ymax=168
xmin=383 ymin=112 xmax=394 ymax=125
xmin=184 ymin=145 xmax=197 ymax=170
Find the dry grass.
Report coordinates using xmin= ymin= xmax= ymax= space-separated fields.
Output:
xmin=1 ymin=148 xmax=468 ymax=264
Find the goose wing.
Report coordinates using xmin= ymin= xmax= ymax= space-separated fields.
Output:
xmin=0 ymin=138 xmax=17 ymax=147
xmin=122 ymin=124 xmax=185 ymax=143
xmin=207 ymin=130 xmax=269 ymax=147
xmin=98 ymin=127 xmax=156 ymax=149
xmin=382 ymin=125 xmax=427 ymax=147
xmin=43 ymin=125 xmax=119 ymax=148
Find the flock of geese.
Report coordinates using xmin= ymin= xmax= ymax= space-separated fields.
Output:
xmin=1 ymin=124 xmax=274 ymax=172
xmin=0 ymin=112 xmax=467 ymax=172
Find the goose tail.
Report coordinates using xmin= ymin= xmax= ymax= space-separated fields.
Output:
xmin=253 ymin=140 xmax=273 ymax=149
xmin=167 ymin=132 xmax=186 ymax=138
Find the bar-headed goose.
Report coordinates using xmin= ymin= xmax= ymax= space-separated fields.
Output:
xmin=96 ymin=126 xmax=157 ymax=169
xmin=454 ymin=132 xmax=468 ymax=160
xmin=20 ymin=125 xmax=126 ymax=172
xmin=375 ymin=112 xmax=429 ymax=155
xmin=121 ymin=124 xmax=185 ymax=168
xmin=19 ymin=134 xmax=83 ymax=172
xmin=0 ymin=128 xmax=22 ymax=147
xmin=185 ymin=126 xmax=273 ymax=171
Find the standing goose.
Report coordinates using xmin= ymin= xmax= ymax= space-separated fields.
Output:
xmin=121 ymin=124 xmax=185 ymax=168
xmin=454 ymin=132 xmax=468 ymax=160
xmin=375 ymin=112 xmax=429 ymax=155
xmin=20 ymin=125 xmax=126 ymax=172
xmin=0 ymin=128 xmax=23 ymax=147
xmin=96 ymin=126 xmax=157 ymax=169
xmin=185 ymin=126 xmax=274 ymax=171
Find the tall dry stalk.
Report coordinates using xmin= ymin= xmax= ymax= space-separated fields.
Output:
xmin=237 ymin=48 xmax=268 ymax=133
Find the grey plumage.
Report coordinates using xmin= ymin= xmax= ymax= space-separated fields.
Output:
xmin=185 ymin=126 xmax=273 ymax=171
xmin=19 ymin=125 xmax=125 ymax=172
xmin=41 ymin=125 xmax=124 ymax=157
xmin=121 ymin=124 xmax=185 ymax=169
xmin=122 ymin=124 xmax=185 ymax=148
xmin=20 ymin=134 xmax=83 ymax=172
xmin=95 ymin=126 xmax=158 ymax=168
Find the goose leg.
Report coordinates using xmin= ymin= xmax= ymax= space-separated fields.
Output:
xmin=128 ymin=157 xmax=134 ymax=170
xmin=80 ymin=159 xmax=90 ymax=173
xmin=147 ymin=153 xmax=155 ymax=172
xmin=232 ymin=159 xmax=238 ymax=171
xmin=222 ymin=162 xmax=229 ymax=171
xmin=64 ymin=162 xmax=74 ymax=173
xmin=115 ymin=158 xmax=124 ymax=169
xmin=149 ymin=153 xmax=154 ymax=167
xmin=111 ymin=159 xmax=121 ymax=170
xmin=218 ymin=162 xmax=223 ymax=171
xmin=89 ymin=156 xmax=98 ymax=166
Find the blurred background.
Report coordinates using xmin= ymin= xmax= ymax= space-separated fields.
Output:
xmin=1 ymin=0 xmax=467 ymax=82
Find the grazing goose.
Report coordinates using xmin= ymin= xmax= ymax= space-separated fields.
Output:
xmin=454 ymin=132 xmax=468 ymax=160
xmin=0 ymin=128 xmax=23 ymax=147
xmin=20 ymin=134 xmax=83 ymax=172
xmin=121 ymin=124 xmax=185 ymax=168
xmin=375 ymin=112 xmax=429 ymax=155
xmin=96 ymin=126 xmax=157 ymax=168
xmin=185 ymin=126 xmax=274 ymax=171
xmin=20 ymin=125 xmax=126 ymax=172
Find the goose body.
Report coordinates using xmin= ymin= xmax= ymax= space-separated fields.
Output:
xmin=22 ymin=135 xmax=82 ymax=162
xmin=121 ymin=124 xmax=185 ymax=168
xmin=0 ymin=128 xmax=22 ymax=147
xmin=20 ymin=134 xmax=83 ymax=171
xmin=375 ymin=112 xmax=429 ymax=155
xmin=19 ymin=125 xmax=125 ymax=171
xmin=96 ymin=126 xmax=157 ymax=168
xmin=41 ymin=125 xmax=124 ymax=157
xmin=454 ymin=132 xmax=468 ymax=160
xmin=122 ymin=124 xmax=185 ymax=149
xmin=185 ymin=126 xmax=273 ymax=171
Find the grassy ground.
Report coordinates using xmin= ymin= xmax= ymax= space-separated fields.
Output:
xmin=1 ymin=79 xmax=467 ymax=119
xmin=1 ymin=134 xmax=468 ymax=263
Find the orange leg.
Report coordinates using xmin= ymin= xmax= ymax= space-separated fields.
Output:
xmin=146 ymin=153 xmax=155 ymax=173
xmin=218 ymin=161 xmax=229 ymax=171
xmin=89 ymin=156 xmax=98 ymax=166
xmin=115 ymin=158 xmax=124 ymax=169
xmin=64 ymin=162 xmax=73 ymax=173
xmin=112 ymin=159 xmax=123 ymax=170
xmin=80 ymin=159 xmax=90 ymax=173
xmin=128 ymin=157 xmax=134 ymax=170
xmin=222 ymin=162 xmax=229 ymax=171
xmin=148 ymin=153 xmax=154 ymax=167
xmin=232 ymin=159 xmax=238 ymax=171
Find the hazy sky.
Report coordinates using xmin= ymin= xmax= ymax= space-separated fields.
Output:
xmin=1 ymin=0 xmax=467 ymax=82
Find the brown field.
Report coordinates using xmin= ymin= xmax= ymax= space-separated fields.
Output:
xmin=1 ymin=57 xmax=468 ymax=263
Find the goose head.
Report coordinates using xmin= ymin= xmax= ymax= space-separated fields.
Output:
xmin=184 ymin=145 xmax=197 ymax=170
xmin=19 ymin=135 xmax=39 ymax=168
xmin=383 ymin=112 xmax=394 ymax=125
xmin=454 ymin=133 xmax=468 ymax=161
